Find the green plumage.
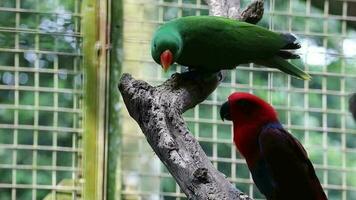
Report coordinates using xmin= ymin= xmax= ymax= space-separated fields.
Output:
xmin=151 ymin=16 xmax=311 ymax=80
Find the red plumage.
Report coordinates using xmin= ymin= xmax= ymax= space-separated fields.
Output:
xmin=228 ymin=92 xmax=277 ymax=166
xmin=220 ymin=92 xmax=327 ymax=200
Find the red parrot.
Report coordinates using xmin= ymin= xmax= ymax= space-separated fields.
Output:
xmin=220 ymin=92 xmax=327 ymax=200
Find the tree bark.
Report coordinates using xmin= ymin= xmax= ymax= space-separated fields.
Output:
xmin=119 ymin=0 xmax=264 ymax=199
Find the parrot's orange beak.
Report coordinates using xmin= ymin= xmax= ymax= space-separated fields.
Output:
xmin=160 ymin=50 xmax=173 ymax=72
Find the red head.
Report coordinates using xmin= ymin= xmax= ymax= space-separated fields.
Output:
xmin=220 ymin=92 xmax=278 ymax=125
xmin=220 ymin=92 xmax=279 ymax=163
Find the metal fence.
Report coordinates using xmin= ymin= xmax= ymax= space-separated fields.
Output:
xmin=0 ymin=0 xmax=83 ymax=199
xmin=120 ymin=0 xmax=356 ymax=199
xmin=0 ymin=0 xmax=355 ymax=199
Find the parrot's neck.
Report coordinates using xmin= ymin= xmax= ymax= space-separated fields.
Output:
xmin=233 ymin=120 xmax=279 ymax=168
xmin=233 ymin=123 xmax=261 ymax=167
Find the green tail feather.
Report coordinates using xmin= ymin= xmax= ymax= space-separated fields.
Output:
xmin=261 ymin=56 xmax=311 ymax=80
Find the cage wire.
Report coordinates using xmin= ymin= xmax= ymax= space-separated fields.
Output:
xmin=0 ymin=0 xmax=355 ymax=199
xmin=0 ymin=0 xmax=83 ymax=199
xmin=121 ymin=0 xmax=356 ymax=200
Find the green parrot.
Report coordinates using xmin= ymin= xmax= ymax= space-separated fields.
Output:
xmin=151 ymin=16 xmax=311 ymax=80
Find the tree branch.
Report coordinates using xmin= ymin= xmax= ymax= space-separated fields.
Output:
xmin=119 ymin=1 xmax=264 ymax=199
xmin=239 ymin=0 xmax=264 ymax=24
xmin=205 ymin=0 xmax=264 ymax=21
xmin=120 ymin=73 xmax=247 ymax=199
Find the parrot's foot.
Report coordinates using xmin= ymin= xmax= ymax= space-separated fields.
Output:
xmin=180 ymin=66 xmax=190 ymax=73
xmin=217 ymin=71 xmax=224 ymax=82
xmin=175 ymin=70 xmax=222 ymax=83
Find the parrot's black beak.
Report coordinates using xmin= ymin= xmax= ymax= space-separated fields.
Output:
xmin=220 ymin=101 xmax=232 ymax=121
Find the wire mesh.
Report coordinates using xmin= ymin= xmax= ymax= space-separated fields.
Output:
xmin=120 ymin=0 xmax=356 ymax=199
xmin=0 ymin=0 xmax=83 ymax=199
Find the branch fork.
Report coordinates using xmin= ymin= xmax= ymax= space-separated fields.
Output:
xmin=119 ymin=1 xmax=264 ymax=199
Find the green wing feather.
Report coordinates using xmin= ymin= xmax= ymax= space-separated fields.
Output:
xmin=160 ymin=16 xmax=310 ymax=79
xmin=258 ymin=56 xmax=311 ymax=80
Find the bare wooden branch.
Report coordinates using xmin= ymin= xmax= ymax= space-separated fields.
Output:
xmin=239 ymin=0 xmax=264 ymax=24
xmin=119 ymin=0 xmax=265 ymax=199
xmin=207 ymin=0 xmax=241 ymax=18
xmin=205 ymin=0 xmax=264 ymax=21
xmin=119 ymin=73 xmax=253 ymax=200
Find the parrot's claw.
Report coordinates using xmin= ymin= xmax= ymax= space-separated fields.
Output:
xmin=180 ymin=66 xmax=190 ymax=73
xmin=177 ymin=70 xmax=200 ymax=81
xmin=177 ymin=70 xmax=221 ymax=83
xmin=170 ymin=73 xmax=179 ymax=79
xmin=217 ymin=71 xmax=224 ymax=82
